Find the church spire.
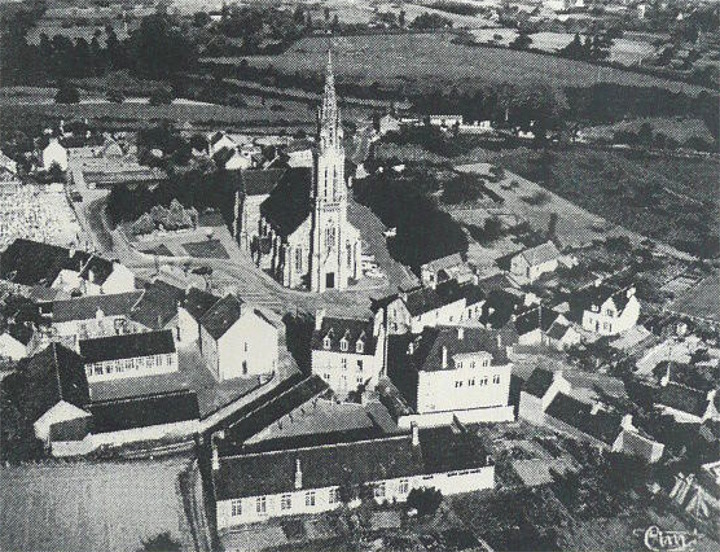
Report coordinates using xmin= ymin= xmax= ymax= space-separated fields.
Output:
xmin=319 ymin=48 xmax=342 ymax=151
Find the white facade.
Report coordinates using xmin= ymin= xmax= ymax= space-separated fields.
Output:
xmin=208 ymin=133 xmax=237 ymax=157
xmin=42 ymin=138 xmax=68 ymax=171
xmin=216 ymin=465 xmax=493 ymax=529
xmin=384 ymin=296 xmax=470 ymax=335
xmin=33 ymin=400 xmax=91 ymax=443
xmin=50 ymin=262 xmax=136 ymax=297
xmin=416 ymin=352 xmax=512 ymax=415
xmin=224 ymin=151 xmax=253 ymax=171
xmin=510 ymin=243 xmax=560 ymax=282
xmin=84 ymin=351 xmax=178 ymax=383
xmin=312 ymin=338 xmax=385 ymax=396
xmin=582 ymin=290 xmax=640 ymax=336
xmin=200 ymin=310 xmax=279 ymax=382
xmin=0 ymin=333 xmax=29 ymax=360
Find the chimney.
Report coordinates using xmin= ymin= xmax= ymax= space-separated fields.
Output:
xmin=496 ymin=334 xmax=502 ymax=349
xmin=211 ymin=441 xmax=220 ymax=471
xmin=411 ymin=422 xmax=419 ymax=447
xmin=442 ymin=346 xmax=448 ymax=369
xmin=294 ymin=458 xmax=303 ymax=490
xmin=315 ymin=309 xmax=325 ymax=331
xmin=95 ymin=307 xmax=104 ymax=321
xmin=457 ymin=327 xmax=464 ymax=340
xmin=69 ymin=247 xmax=76 ymax=258
xmin=660 ymin=363 xmax=671 ymax=387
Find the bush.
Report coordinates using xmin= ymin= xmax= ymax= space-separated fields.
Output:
xmin=149 ymin=87 xmax=174 ymax=106
xmin=407 ymin=487 xmax=443 ymax=517
xmin=441 ymin=173 xmax=486 ymax=205
xmin=55 ymin=82 xmax=80 ymax=104
xmin=106 ymin=89 xmax=125 ymax=103
xmin=138 ymin=532 xmax=181 ymax=552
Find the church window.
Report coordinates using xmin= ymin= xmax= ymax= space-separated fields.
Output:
xmin=346 ymin=242 xmax=353 ymax=268
xmin=295 ymin=248 xmax=303 ymax=273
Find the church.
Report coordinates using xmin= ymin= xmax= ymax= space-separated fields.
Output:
xmin=235 ymin=52 xmax=362 ymax=293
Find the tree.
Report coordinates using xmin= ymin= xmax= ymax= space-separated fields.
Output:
xmin=55 ymin=81 xmax=80 ymax=104
xmin=406 ymin=487 xmax=442 ymax=517
xmin=399 ymin=9 xmax=406 ymax=28
xmin=107 ymin=88 xmax=125 ymax=103
xmin=410 ymin=12 xmax=453 ymax=30
xmin=47 ymin=161 xmax=65 ymax=182
xmin=149 ymin=87 xmax=174 ymax=106
xmin=138 ymin=532 xmax=181 ymax=552
xmin=510 ymin=32 xmax=532 ymax=50
xmin=192 ymin=11 xmax=211 ymax=27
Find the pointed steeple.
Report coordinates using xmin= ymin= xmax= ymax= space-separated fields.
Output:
xmin=319 ymin=48 xmax=342 ymax=151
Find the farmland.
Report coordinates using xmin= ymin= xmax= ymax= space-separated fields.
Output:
xmin=579 ymin=117 xmax=715 ymax=145
xmin=0 ymin=456 xmax=198 ymax=552
xmin=210 ymin=33 xmax=710 ymax=95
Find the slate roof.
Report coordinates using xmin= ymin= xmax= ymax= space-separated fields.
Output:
xmin=129 ymin=280 xmax=185 ymax=330
xmin=214 ymin=434 xmax=423 ymax=500
xmin=459 ymin=283 xmax=486 ymax=307
xmin=199 ymin=294 xmax=244 ymax=340
xmin=52 ymin=292 xmax=143 ymax=323
xmin=260 ymin=168 xmax=313 ymax=238
xmin=311 ymin=316 xmax=377 ymax=354
xmin=545 ymin=393 xmax=623 ymax=445
xmin=546 ymin=320 xmax=574 ymax=340
xmin=213 ymin=146 xmax=239 ymax=167
xmin=480 ymin=289 xmax=525 ymax=329
xmin=516 ymin=241 xmax=560 ymax=266
xmin=422 ymin=253 xmax=463 ymax=273
xmin=20 ymin=343 xmax=90 ymax=422
xmin=6 ymin=323 xmax=35 ymax=346
xmin=182 ymin=287 xmax=221 ymax=321
xmin=79 ymin=329 xmax=175 ymax=363
xmin=242 ymin=168 xmax=286 ymax=196
xmin=407 ymin=325 xmax=509 ymax=373
xmin=419 ymin=425 xmax=490 ymax=473
xmin=0 ymin=239 xmax=116 ymax=287
xmin=514 ymin=306 xmax=559 ymax=336
xmin=89 ymin=389 xmax=199 ymax=433
xmin=523 ymin=368 xmax=555 ymax=398
xmin=402 ymin=280 xmax=466 ymax=317
xmin=571 ymin=283 xmax=633 ymax=316
xmin=657 ymin=382 xmax=709 ymax=418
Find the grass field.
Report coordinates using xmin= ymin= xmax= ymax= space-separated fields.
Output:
xmin=580 ymin=117 xmax=714 ymax=144
xmin=218 ymin=33 xmax=709 ymax=95
xmin=0 ymin=456 xmax=196 ymax=552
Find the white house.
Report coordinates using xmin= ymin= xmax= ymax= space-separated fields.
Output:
xmin=311 ymin=310 xmax=386 ymax=397
xmin=79 ymin=329 xmax=178 ymax=383
xmin=375 ymin=281 xmax=485 ymax=336
xmin=51 ymin=291 xmax=143 ymax=341
xmin=0 ymin=324 xmax=35 ymax=360
xmin=388 ymin=326 xmax=514 ymax=426
xmin=213 ymin=424 xmax=494 ymax=529
xmin=197 ymin=294 xmax=279 ymax=381
xmin=428 ymin=115 xmax=463 ymax=128
xmin=510 ymin=241 xmax=561 ymax=282
xmin=571 ymin=283 xmax=640 ymax=336
xmin=208 ymin=131 xmax=237 ymax=157
xmin=42 ymin=138 xmax=68 ymax=171
xmin=214 ymin=147 xmax=253 ymax=171
xmin=420 ymin=253 xmax=474 ymax=289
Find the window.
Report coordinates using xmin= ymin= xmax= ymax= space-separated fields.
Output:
xmin=480 ymin=377 xmax=488 ymax=386
xmin=399 ymin=479 xmax=410 ymax=495
xmin=457 ymin=362 xmax=463 ymax=370
xmin=281 ymin=494 xmax=292 ymax=511
xmin=231 ymin=499 xmax=242 ymax=517
xmin=470 ymin=361 xmax=475 ymax=369
xmin=116 ymin=362 xmax=124 ymax=374
xmin=94 ymin=364 xmax=103 ymax=376
xmin=305 ymin=491 xmax=316 ymax=507
xmin=356 ymin=340 xmax=364 ymax=354
xmin=374 ymin=482 xmax=386 ymax=498
xmin=455 ymin=381 xmax=463 ymax=388
xmin=86 ymin=366 xmax=92 ymax=378
xmin=329 ymin=488 xmax=340 ymax=504
xmin=243 ymin=342 xmax=248 ymax=353
xmin=124 ymin=358 xmax=132 ymax=371
xmin=340 ymin=338 xmax=348 ymax=352
xmin=323 ymin=337 xmax=331 ymax=350
xmin=242 ymin=361 xmax=248 ymax=375
xmin=483 ymin=359 xmax=489 ymax=367
xmin=256 ymin=496 xmax=267 ymax=514
xmin=323 ymin=373 xmax=330 ymax=380
xmin=105 ymin=363 xmax=114 ymax=374
xmin=295 ymin=248 xmax=303 ymax=273
xmin=357 ymin=360 xmax=363 ymax=372
xmin=493 ymin=374 xmax=500 ymax=384
xmin=468 ymin=378 xmax=475 ymax=386
xmin=147 ymin=356 xmax=155 ymax=368
xmin=356 ymin=375 xmax=363 ymax=384
xmin=605 ymin=309 xmax=613 ymax=316
xmin=341 ymin=358 xmax=348 ymax=370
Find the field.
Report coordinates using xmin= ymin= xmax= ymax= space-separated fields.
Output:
xmin=219 ymin=34 xmax=710 ymax=95
xmin=580 ymin=117 xmax=714 ymax=145
xmin=472 ymin=30 xmax=655 ymax=66
xmin=0 ymin=456 xmax=197 ymax=552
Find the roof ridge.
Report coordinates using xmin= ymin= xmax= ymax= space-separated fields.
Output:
xmin=51 ymin=343 xmax=63 ymax=401
xmin=91 ymin=388 xmax=196 ymax=406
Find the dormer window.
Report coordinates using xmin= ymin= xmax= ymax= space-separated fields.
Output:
xmin=340 ymin=338 xmax=348 ymax=352
xmin=323 ymin=336 xmax=331 ymax=350
xmin=356 ymin=340 xmax=364 ymax=354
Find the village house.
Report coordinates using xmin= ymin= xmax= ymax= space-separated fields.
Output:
xmin=377 ymin=113 xmax=401 ymax=136
xmin=128 ymin=279 xmax=185 ymax=335
xmin=42 ymin=138 xmax=68 ymax=171
xmin=519 ymin=368 xmax=665 ymax=463
xmin=513 ymin=305 xmax=581 ymax=349
xmin=0 ymin=239 xmax=136 ymax=297
xmin=509 ymin=241 xmax=561 ymax=282
xmin=193 ymin=293 xmax=279 ymax=381
xmin=570 ymin=282 xmax=640 ymax=336
xmin=388 ymin=326 xmax=515 ymax=426
xmin=420 ymin=253 xmax=475 ymax=289
xmin=655 ymin=366 xmax=719 ymax=424
xmin=0 ymin=324 xmax=37 ymax=360
xmin=212 ymin=423 xmax=494 ymax=529
xmin=213 ymin=147 xmax=253 ymax=171
xmin=78 ymin=329 xmax=178 ymax=383
xmin=428 ymin=115 xmax=463 ymax=128
xmin=207 ymin=131 xmax=238 ymax=157
xmin=50 ymin=291 xmax=144 ymax=342
xmin=284 ymin=140 xmax=315 ymax=168
xmin=374 ymin=280 xmax=486 ymax=336
xmin=310 ymin=309 xmax=386 ymax=397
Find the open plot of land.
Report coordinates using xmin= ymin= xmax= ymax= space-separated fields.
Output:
xmin=667 ymin=271 xmax=720 ymax=325
xmin=581 ymin=117 xmax=714 ymax=144
xmin=229 ymin=34 xmax=709 ymax=94
xmin=0 ymin=456 xmax=196 ymax=552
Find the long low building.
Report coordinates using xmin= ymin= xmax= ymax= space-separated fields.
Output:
xmin=212 ymin=423 xmax=494 ymax=529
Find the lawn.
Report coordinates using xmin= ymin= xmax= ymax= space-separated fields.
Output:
xmin=456 ymin=146 xmax=719 ymax=257
xmin=183 ymin=239 xmax=230 ymax=259
xmin=0 ymin=456 xmax=196 ymax=552
xmin=217 ymin=33 xmax=709 ymax=95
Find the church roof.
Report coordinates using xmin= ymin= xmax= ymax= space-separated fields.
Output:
xmin=260 ymin=168 xmax=313 ymax=238
xmin=242 ymin=168 xmax=286 ymax=196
